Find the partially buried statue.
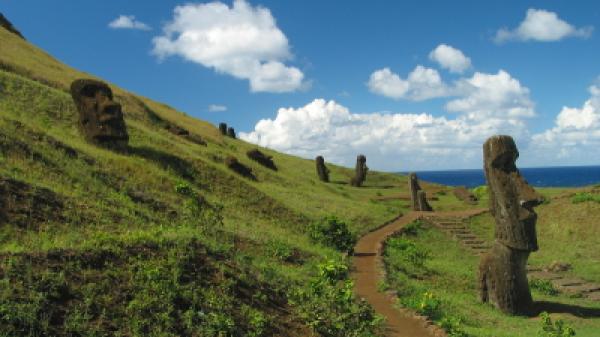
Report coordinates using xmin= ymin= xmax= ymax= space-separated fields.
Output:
xmin=315 ymin=156 xmax=330 ymax=182
xmin=408 ymin=173 xmax=432 ymax=211
xmin=70 ymin=79 xmax=129 ymax=150
xmin=479 ymin=135 xmax=544 ymax=315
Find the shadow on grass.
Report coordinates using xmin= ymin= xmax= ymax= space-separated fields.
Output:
xmin=530 ymin=301 xmax=600 ymax=318
xmin=128 ymin=146 xmax=197 ymax=181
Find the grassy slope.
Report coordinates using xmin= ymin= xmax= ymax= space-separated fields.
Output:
xmin=0 ymin=27 xmax=419 ymax=336
xmin=384 ymin=186 xmax=600 ymax=337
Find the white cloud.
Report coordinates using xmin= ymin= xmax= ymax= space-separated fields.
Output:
xmin=531 ymin=85 xmax=600 ymax=164
xmin=447 ymin=70 xmax=535 ymax=120
xmin=208 ymin=104 xmax=227 ymax=112
xmin=152 ymin=0 xmax=305 ymax=93
xmin=494 ymin=8 xmax=593 ymax=43
xmin=108 ymin=15 xmax=151 ymax=31
xmin=428 ymin=44 xmax=471 ymax=73
xmin=240 ymin=95 xmax=533 ymax=171
xmin=367 ymin=66 xmax=449 ymax=101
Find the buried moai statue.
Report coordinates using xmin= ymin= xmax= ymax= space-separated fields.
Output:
xmin=478 ymin=135 xmax=544 ymax=315
xmin=315 ymin=156 xmax=330 ymax=182
xmin=408 ymin=173 xmax=432 ymax=211
xmin=350 ymin=155 xmax=368 ymax=187
xmin=219 ymin=123 xmax=227 ymax=135
xmin=227 ymin=127 xmax=236 ymax=139
xmin=70 ymin=79 xmax=128 ymax=150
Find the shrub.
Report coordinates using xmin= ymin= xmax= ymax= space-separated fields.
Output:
xmin=402 ymin=290 xmax=442 ymax=319
xmin=386 ymin=237 xmax=429 ymax=268
xmin=309 ymin=216 xmax=357 ymax=253
xmin=440 ymin=316 xmax=469 ymax=337
xmin=290 ymin=259 xmax=382 ymax=337
xmin=537 ymin=312 xmax=575 ymax=337
xmin=571 ymin=192 xmax=600 ymax=204
xmin=472 ymin=185 xmax=488 ymax=200
xmin=530 ymin=278 xmax=559 ymax=296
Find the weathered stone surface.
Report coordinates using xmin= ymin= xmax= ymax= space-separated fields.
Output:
xmin=227 ymin=127 xmax=236 ymax=139
xmin=0 ymin=13 xmax=24 ymax=39
xmin=417 ymin=190 xmax=433 ymax=212
xmin=219 ymin=123 xmax=227 ymax=135
xmin=315 ymin=155 xmax=329 ymax=182
xmin=453 ymin=186 xmax=478 ymax=205
xmin=479 ymin=135 xmax=543 ymax=315
xmin=350 ymin=154 xmax=368 ymax=187
xmin=70 ymin=79 xmax=128 ymax=149
xmin=224 ymin=156 xmax=255 ymax=180
xmin=479 ymin=243 xmax=532 ymax=314
xmin=546 ymin=261 xmax=572 ymax=273
xmin=247 ymin=149 xmax=277 ymax=170
xmin=408 ymin=172 xmax=429 ymax=211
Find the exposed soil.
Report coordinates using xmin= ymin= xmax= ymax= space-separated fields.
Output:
xmin=352 ymin=209 xmax=488 ymax=337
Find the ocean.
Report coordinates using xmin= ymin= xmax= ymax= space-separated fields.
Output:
xmin=404 ymin=165 xmax=600 ymax=188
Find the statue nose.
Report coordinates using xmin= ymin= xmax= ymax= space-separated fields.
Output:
xmin=98 ymin=102 xmax=122 ymax=122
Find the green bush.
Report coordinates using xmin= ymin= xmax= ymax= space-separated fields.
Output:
xmin=402 ymin=220 xmax=424 ymax=236
xmin=402 ymin=290 xmax=442 ymax=319
xmin=386 ymin=237 xmax=429 ymax=268
xmin=571 ymin=192 xmax=600 ymax=204
xmin=538 ymin=312 xmax=576 ymax=337
xmin=530 ymin=278 xmax=559 ymax=296
xmin=472 ymin=185 xmax=488 ymax=200
xmin=290 ymin=259 xmax=382 ymax=337
xmin=440 ymin=316 xmax=469 ymax=337
xmin=309 ymin=216 xmax=357 ymax=253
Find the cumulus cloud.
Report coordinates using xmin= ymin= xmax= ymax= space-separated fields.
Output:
xmin=494 ymin=8 xmax=593 ymax=43
xmin=108 ymin=15 xmax=151 ymax=31
xmin=152 ymin=0 xmax=305 ymax=93
xmin=531 ymin=85 xmax=600 ymax=163
xmin=240 ymin=94 xmax=533 ymax=171
xmin=428 ymin=44 xmax=471 ymax=73
xmin=367 ymin=66 xmax=449 ymax=101
xmin=447 ymin=70 xmax=535 ymax=120
xmin=208 ymin=104 xmax=227 ymax=112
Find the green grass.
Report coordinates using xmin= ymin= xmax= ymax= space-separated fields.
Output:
xmin=0 ymin=26 xmax=408 ymax=336
xmin=384 ymin=221 xmax=600 ymax=337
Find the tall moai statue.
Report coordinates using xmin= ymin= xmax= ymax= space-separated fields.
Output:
xmin=316 ymin=156 xmax=330 ymax=182
xmin=478 ymin=135 xmax=544 ymax=315
xmin=408 ymin=173 xmax=432 ymax=211
xmin=219 ymin=123 xmax=227 ymax=135
xmin=350 ymin=154 xmax=368 ymax=187
xmin=227 ymin=127 xmax=236 ymax=139
xmin=70 ymin=79 xmax=129 ymax=150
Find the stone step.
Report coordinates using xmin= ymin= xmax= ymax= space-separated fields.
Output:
xmin=462 ymin=240 xmax=485 ymax=245
xmin=449 ymin=229 xmax=471 ymax=235
xmin=438 ymin=225 xmax=467 ymax=230
xmin=552 ymin=278 xmax=585 ymax=288
xmin=586 ymin=291 xmax=600 ymax=301
xmin=559 ymin=283 xmax=600 ymax=294
xmin=455 ymin=234 xmax=477 ymax=239
xmin=528 ymin=271 xmax=562 ymax=280
xmin=469 ymin=245 xmax=490 ymax=250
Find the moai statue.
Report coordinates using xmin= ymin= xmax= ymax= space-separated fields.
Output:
xmin=316 ymin=156 xmax=330 ymax=182
xmin=219 ymin=123 xmax=227 ymax=135
xmin=350 ymin=154 xmax=368 ymax=187
xmin=227 ymin=127 xmax=236 ymax=139
xmin=408 ymin=173 xmax=420 ymax=211
xmin=478 ymin=135 xmax=544 ymax=315
xmin=70 ymin=79 xmax=128 ymax=150
xmin=417 ymin=190 xmax=432 ymax=212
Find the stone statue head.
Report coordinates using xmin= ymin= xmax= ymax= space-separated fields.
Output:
xmin=483 ymin=135 xmax=543 ymax=251
xmin=70 ymin=79 xmax=129 ymax=149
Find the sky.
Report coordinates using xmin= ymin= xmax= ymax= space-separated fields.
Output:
xmin=3 ymin=0 xmax=600 ymax=171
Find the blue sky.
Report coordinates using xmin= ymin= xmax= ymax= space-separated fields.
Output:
xmin=3 ymin=1 xmax=600 ymax=171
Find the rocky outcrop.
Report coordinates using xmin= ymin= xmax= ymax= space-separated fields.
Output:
xmin=453 ymin=186 xmax=478 ymax=205
xmin=478 ymin=135 xmax=544 ymax=315
xmin=225 ymin=156 xmax=255 ymax=180
xmin=350 ymin=155 xmax=368 ymax=187
xmin=227 ymin=127 xmax=236 ymax=139
xmin=219 ymin=123 xmax=227 ymax=136
xmin=247 ymin=149 xmax=277 ymax=170
xmin=0 ymin=13 xmax=25 ymax=39
xmin=70 ymin=79 xmax=128 ymax=150
xmin=315 ymin=156 xmax=329 ymax=182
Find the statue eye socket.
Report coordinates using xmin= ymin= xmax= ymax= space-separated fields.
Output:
xmin=80 ymin=85 xmax=98 ymax=98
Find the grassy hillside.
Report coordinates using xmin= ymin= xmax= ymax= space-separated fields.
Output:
xmin=0 ymin=24 xmax=431 ymax=336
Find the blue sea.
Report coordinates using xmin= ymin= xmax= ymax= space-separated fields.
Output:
xmin=403 ymin=166 xmax=600 ymax=188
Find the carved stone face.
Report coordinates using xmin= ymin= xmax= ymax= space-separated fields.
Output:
xmin=484 ymin=135 xmax=543 ymax=251
xmin=70 ymin=79 xmax=128 ymax=148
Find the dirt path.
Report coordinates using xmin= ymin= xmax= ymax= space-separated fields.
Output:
xmin=351 ymin=209 xmax=487 ymax=337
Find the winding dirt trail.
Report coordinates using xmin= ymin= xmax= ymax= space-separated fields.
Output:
xmin=351 ymin=209 xmax=488 ymax=337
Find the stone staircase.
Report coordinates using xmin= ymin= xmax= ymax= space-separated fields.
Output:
xmin=424 ymin=215 xmax=600 ymax=301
